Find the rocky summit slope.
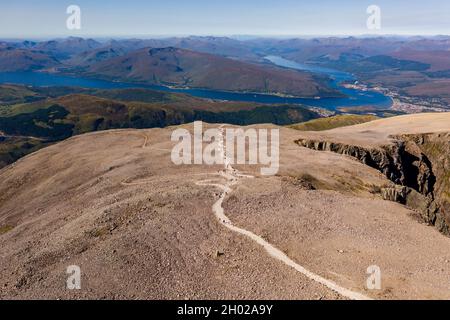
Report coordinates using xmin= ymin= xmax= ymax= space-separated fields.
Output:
xmin=295 ymin=113 xmax=450 ymax=236
xmin=0 ymin=115 xmax=449 ymax=300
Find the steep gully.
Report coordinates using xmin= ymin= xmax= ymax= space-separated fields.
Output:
xmin=296 ymin=133 xmax=449 ymax=236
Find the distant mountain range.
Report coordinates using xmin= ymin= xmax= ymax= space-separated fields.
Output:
xmin=80 ymin=46 xmax=339 ymax=97
xmin=0 ymin=37 xmax=342 ymax=98
xmin=0 ymin=46 xmax=59 ymax=72
xmin=1 ymin=35 xmax=449 ymax=106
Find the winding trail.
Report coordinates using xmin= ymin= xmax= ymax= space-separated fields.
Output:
xmin=196 ymin=126 xmax=373 ymax=300
xmin=121 ymin=127 xmax=372 ymax=299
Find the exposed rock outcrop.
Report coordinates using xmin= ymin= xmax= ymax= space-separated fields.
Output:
xmin=296 ymin=133 xmax=450 ymax=236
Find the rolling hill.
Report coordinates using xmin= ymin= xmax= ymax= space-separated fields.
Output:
xmin=83 ymin=47 xmax=340 ymax=97
xmin=0 ymin=47 xmax=60 ymax=72
xmin=66 ymin=47 xmax=128 ymax=67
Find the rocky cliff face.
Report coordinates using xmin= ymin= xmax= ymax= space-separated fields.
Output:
xmin=295 ymin=133 xmax=450 ymax=236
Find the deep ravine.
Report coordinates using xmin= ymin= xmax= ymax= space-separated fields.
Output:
xmin=296 ymin=133 xmax=450 ymax=236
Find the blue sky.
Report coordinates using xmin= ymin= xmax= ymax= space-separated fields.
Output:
xmin=1 ymin=0 xmax=449 ymax=38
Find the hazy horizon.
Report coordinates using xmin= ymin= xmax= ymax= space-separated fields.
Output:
xmin=2 ymin=34 xmax=450 ymax=42
xmin=1 ymin=0 xmax=449 ymax=38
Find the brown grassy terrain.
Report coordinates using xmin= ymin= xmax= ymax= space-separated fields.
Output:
xmin=390 ymin=49 xmax=450 ymax=72
xmin=403 ymin=80 xmax=450 ymax=104
xmin=288 ymin=115 xmax=379 ymax=131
